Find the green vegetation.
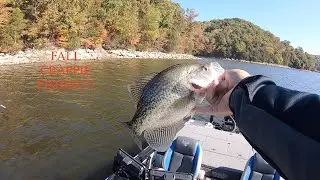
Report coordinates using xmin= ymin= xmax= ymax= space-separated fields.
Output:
xmin=0 ymin=0 xmax=317 ymax=71
xmin=198 ymin=19 xmax=317 ymax=71
xmin=315 ymin=55 xmax=320 ymax=71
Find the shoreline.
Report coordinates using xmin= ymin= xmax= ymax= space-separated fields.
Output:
xmin=0 ymin=48 xmax=198 ymax=65
xmin=0 ymin=48 xmax=305 ymax=71
xmin=208 ymin=57 xmax=291 ymax=69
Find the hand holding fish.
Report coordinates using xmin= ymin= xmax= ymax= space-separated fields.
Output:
xmin=195 ymin=69 xmax=250 ymax=117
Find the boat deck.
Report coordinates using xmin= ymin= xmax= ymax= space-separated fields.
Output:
xmin=177 ymin=119 xmax=254 ymax=171
xmin=107 ymin=118 xmax=285 ymax=180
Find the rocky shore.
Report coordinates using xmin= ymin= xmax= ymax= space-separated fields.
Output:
xmin=0 ymin=47 xmax=294 ymax=70
xmin=0 ymin=48 xmax=197 ymax=65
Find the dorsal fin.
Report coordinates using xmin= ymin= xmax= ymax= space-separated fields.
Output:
xmin=127 ymin=72 xmax=158 ymax=107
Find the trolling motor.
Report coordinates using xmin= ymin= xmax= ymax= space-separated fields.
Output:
xmin=112 ymin=149 xmax=147 ymax=180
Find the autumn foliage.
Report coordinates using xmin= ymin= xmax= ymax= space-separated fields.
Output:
xmin=0 ymin=0 xmax=317 ymax=71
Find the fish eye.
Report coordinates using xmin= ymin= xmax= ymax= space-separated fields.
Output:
xmin=202 ymin=66 xmax=208 ymax=71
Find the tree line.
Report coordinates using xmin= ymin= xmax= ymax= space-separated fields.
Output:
xmin=0 ymin=0 xmax=317 ymax=71
xmin=315 ymin=56 xmax=320 ymax=71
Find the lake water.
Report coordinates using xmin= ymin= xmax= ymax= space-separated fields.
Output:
xmin=0 ymin=58 xmax=319 ymax=180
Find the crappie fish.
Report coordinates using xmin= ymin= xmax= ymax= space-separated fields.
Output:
xmin=125 ymin=62 xmax=224 ymax=152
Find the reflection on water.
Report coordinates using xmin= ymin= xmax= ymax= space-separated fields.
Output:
xmin=0 ymin=58 xmax=319 ymax=179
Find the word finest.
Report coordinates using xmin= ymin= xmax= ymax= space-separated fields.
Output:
xmin=37 ymin=51 xmax=94 ymax=91
xmin=37 ymin=80 xmax=94 ymax=91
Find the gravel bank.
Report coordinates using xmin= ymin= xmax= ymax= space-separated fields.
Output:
xmin=0 ymin=48 xmax=198 ymax=65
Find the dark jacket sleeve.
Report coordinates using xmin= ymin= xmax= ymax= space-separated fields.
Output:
xmin=229 ymin=75 xmax=320 ymax=180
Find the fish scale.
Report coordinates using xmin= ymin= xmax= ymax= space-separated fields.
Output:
xmin=125 ymin=62 xmax=224 ymax=152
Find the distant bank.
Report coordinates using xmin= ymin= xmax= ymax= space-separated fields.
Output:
xmin=0 ymin=48 xmax=297 ymax=70
xmin=0 ymin=48 xmax=197 ymax=65
xmin=1 ymin=0 xmax=316 ymax=71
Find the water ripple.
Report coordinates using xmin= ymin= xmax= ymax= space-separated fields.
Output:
xmin=0 ymin=58 xmax=319 ymax=179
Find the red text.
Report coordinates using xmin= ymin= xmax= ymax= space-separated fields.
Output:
xmin=40 ymin=65 xmax=90 ymax=77
xmin=52 ymin=51 xmax=77 ymax=61
xmin=37 ymin=80 xmax=94 ymax=91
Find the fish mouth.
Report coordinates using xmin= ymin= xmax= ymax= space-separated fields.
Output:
xmin=191 ymin=83 xmax=203 ymax=90
xmin=191 ymin=83 xmax=204 ymax=90
xmin=190 ymin=79 xmax=213 ymax=90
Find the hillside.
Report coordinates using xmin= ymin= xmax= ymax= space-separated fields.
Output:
xmin=315 ymin=55 xmax=320 ymax=71
xmin=0 ymin=0 xmax=316 ymax=71
xmin=196 ymin=19 xmax=316 ymax=71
